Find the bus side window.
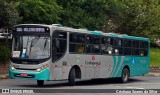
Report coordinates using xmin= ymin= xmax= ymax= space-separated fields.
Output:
xmin=107 ymin=38 xmax=113 ymax=54
xmin=132 ymin=40 xmax=139 ymax=48
xmin=140 ymin=41 xmax=149 ymax=56
xmin=113 ymin=38 xmax=123 ymax=55
xmin=140 ymin=41 xmax=148 ymax=48
xmin=114 ymin=38 xmax=122 ymax=46
xmin=86 ymin=35 xmax=100 ymax=54
xmin=114 ymin=47 xmax=123 ymax=55
xmin=123 ymin=39 xmax=132 ymax=56
xmin=132 ymin=48 xmax=139 ymax=56
xmin=101 ymin=37 xmax=113 ymax=55
xmin=69 ymin=33 xmax=85 ymax=53
xmin=76 ymin=44 xmax=84 ymax=53
xmin=132 ymin=40 xmax=140 ymax=56
xmin=114 ymin=49 xmax=119 ymax=55
xmin=140 ymin=49 xmax=144 ymax=56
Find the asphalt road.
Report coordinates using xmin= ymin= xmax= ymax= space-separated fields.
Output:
xmin=0 ymin=76 xmax=160 ymax=94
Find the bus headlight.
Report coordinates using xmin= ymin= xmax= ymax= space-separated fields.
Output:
xmin=11 ymin=66 xmax=16 ymax=70
xmin=36 ymin=64 xmax=49 ymax=72
xmin=36 ymin=68 xmax=42 ymax=72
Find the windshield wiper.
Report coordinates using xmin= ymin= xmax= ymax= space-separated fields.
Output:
xmin=28 ymin=36 xmax=40 ymax=57
xmin=42 ymin=37 xmax=49 ymax=57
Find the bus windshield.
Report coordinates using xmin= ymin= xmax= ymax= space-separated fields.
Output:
xmin=12 ymin=35 xmax=50 ymax=59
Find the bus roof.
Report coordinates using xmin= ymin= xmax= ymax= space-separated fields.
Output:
xmin=54 ymin=25 xmax=149 ymax=41
xmin=13 ymin=24 xmax=150 ymax=41
xmin=13 ymin=24 xmax=53 ymax=28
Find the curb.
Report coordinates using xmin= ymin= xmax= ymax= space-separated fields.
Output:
xmin=144 ymin=73 xmax=160 ymax=77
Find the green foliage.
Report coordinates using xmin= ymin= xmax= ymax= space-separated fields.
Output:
xmin=150 ymin=48 xmax=160 ymax=66
xmin=108 ymin=0 xmax=160 ymax=43
xmin=17 ymin=0 xmax=62 ymax=24
xmin=1 ymin=0 xmax=160 ymax=66
xmin=2 ymin=0 xmax=160 ymax=45
xmin=0 ymin=0 xmax=22 ymax=29
xmin=0 ymin=44 xmax=10 ymax=64
xmin=57 ymin=0 xmax=109 ymax=30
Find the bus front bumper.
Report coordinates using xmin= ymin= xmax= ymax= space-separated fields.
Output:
xmin=9 ymin=68 xmax=50 ymax=80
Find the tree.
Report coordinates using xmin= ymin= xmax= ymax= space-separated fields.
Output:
xmin=17 ymin=0 xmax=62 ymax=24
xmin=0 ymin=44 xmax=10 ymax=64
xmin=106 ymin=0 xmax=160 ymax=43
xmin=57 ymin=0 xmax=109 ymax=30
xmin=0 ymin=0 xmax=21 ymax=29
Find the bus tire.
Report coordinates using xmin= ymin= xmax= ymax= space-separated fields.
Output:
xmin=121 ymin=68 xmax=129 ymax=83
xmin=68 ymin=68 xmax=75 ymax=86
xmin=37 ymin=80 xmax=44 ymax=86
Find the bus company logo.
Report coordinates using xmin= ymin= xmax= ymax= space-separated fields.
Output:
xmin=92 ymin=56 xmax=95 ymax=61
xmin=85 ymin=56 xmax=101 ymax=65
xmin=85 ymin=61 xmax=101 ymax=65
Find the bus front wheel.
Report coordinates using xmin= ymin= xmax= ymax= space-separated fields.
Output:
xmin=120 ymin=68 xmax=129 ymax=83
xmin=68 ymin=68 xmax=75 ymax=86
xmin=37 ymin=80 xmax=44 ymax=86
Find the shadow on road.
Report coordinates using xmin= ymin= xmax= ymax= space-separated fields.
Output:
xmin=17 ymin=77 xmax=145 ymax=88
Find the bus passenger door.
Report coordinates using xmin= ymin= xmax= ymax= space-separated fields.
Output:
xmin=52 ymin=31 xmax=67 ymax=80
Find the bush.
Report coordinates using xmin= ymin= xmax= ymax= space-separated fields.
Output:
xmin=0 ymin=44 xmax=10 ymax=64
xmin=150 ymin=48 xmax=160 ymax=66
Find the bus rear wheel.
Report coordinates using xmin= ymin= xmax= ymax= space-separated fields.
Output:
xmin=37 ymin=80 xmax=44 ymax=86
xmin=68 ymin=68 xmax=75 ymax=86
xmin=120 ymin=68 xmax=129 ymax=83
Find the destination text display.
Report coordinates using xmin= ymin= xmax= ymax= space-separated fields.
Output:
xmin=16 ymin=27 xmax=45 ymax=32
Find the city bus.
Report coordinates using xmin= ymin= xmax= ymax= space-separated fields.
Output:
xmin=9 ymin=24 xmax=150 ymax=86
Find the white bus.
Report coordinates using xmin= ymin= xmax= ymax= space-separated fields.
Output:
xmin=9 ymin=24 xmax=150 ymax=86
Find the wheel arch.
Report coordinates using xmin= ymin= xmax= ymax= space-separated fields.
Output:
xmin=123 ymin=65 xmax=130 ymax=76
xmin=69 ymin=65 xmax=81 ymax=79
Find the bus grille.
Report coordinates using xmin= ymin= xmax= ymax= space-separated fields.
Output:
xmin=15 ymin=68 xmax=36 ymax=71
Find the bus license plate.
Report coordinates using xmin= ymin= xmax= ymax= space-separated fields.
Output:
xmin=20 ymin=73 xmax=28 ymax=77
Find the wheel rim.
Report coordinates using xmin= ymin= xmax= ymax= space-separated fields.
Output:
xmin=123 ymin=71 xmax=128 ymax=82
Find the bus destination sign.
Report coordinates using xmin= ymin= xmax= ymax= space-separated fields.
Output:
xmin=16 ymin=27 xmax=46 ymax=32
